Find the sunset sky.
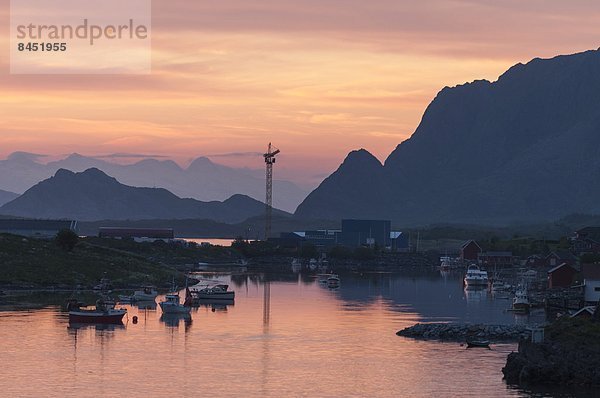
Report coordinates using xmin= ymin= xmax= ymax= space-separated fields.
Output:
xmin=1 ymin=1 xmax=599 ymax=187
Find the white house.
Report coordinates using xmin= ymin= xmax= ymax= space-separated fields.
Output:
xmin=582 ymin=264 xmax=600 ymax=304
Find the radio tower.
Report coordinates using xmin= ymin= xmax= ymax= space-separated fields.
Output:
xmin=263 ymin=142 xmax=280 ymax=240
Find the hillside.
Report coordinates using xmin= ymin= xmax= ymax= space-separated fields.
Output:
xmin=0 ymin=168 xmax=289 ymax=223
xmin=296 ymin=49 xmax=600 ymax=225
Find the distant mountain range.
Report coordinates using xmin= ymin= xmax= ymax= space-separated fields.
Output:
xmin=0 ymin=152 xmax=308 ymax=213
xmin=0 ymin=189 xmax=18 ymax=207
xmin=296 ymin=49 xmax=600 ymax=226
xmin=0 ymin=168 xmax=289 ymax=223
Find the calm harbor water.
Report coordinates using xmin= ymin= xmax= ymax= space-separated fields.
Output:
xmin=0 ymin=269 xmax=592 ymax=397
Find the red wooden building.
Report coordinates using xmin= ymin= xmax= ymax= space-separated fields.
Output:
xmin=478 ymin=251 xmax=514 ymax=268
xmin=547 ymin=263 xmax=577 ymax=289
xmin=546 ymin=251 xmax=577 ymax=268
xmin=460 ymin=240 xmax=482 ymax=262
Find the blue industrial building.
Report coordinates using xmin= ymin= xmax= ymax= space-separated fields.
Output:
xmin=340 ymin=219 xmax=391 ymax=248
xmin=273 ymin=219 xmax=408 ymax=251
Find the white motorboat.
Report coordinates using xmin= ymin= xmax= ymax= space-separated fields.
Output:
xmin=512 ymin=285 xmax=530 ymax=313
xmin=190 ymin=284 xmax=235 ymax=300
xmin=463 ymin=264 xmax=488 ymax=287
xmin=132 ymin=286 xmax=158 ymax=301
xmin=159 ymin=290 xmax=192 ymax=314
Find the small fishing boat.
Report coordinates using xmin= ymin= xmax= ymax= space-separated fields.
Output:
xmin=512 ymin=285 xmax=530 ymax=313
xmin=190 ymin=284 xmax=235 ymax=300
xmin=159 ymin=288 xmax=192 ymax=314
xmin=132 ymin=286 xmax=158 ymax=301
xmin=67 ymin=298 xmax=127 ymax=324
xmin=466 ymin=338 xmax=490 ymax=349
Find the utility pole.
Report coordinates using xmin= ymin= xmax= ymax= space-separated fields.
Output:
xmin=263 ymin=143 xmax=280 ymax=240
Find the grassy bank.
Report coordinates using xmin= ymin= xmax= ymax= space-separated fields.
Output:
xmin=0 ymin=234 xmax=187 ymax=288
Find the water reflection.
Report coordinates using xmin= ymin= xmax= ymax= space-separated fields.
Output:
xmin=464 ymin=286 xmax=487 ymax=303
xmin=67 ymin=323 xmax=126 ymax=333
xmin=132 ymin=300 xmax=157 ymax=310
xmin=0 ymin=269 xmax=567 ymax=397
xmin=195 ymin=299 xmax=234 ymax=312
xmin=160 ymin=313 xmax=192 ymax=330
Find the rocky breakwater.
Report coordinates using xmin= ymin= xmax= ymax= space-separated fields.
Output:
xmin=503 ymin=318 xmax=600 ymax=386
xmin=397 ymin=322 xmax=529 ymax=341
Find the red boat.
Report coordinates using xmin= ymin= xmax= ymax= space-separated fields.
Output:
xmin=67 ymin=298 xmax=127 ymax=324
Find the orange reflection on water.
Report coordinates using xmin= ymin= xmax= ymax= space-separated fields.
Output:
xmin=0 ymin=274 xmax=526 ymax=397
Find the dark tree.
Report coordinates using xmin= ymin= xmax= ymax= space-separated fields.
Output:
xmin=55 ymin=229 xmax=79 ymax=251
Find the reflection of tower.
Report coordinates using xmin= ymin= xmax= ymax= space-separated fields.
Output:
xmin=263 ymin=280 xmax=271 ymax=327
xmin=263 ymin=143 xmax=280 ymax=240
xmin=261 ymin=279 xmax=271 ymax=395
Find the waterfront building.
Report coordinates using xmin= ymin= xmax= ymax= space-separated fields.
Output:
xmin=547 ymin=263 xmax=578 ymax=289
xmin=582 ymin=264 xmax=600 ymax=304
xmin=546 ymin=251 xmax=577 ymax=268
xmin=390 ymin=232 xmax=409 ymax=252
xmin=340 ymin=219 xmax=391 ymax=248
xmin=478 ymin=251 xmax=514 ymax=268
xmin=460 ymin=240 xmax=482 ymax=261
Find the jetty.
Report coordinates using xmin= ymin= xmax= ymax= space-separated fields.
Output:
xmin=397 ymin=322 xmax=531 ymax=341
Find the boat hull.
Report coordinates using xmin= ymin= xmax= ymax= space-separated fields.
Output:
xmin=464 ymin=278 xmax=488 ymax=287
xmin=466 ymin=340 xmax=490 ymax=348
xmin=68 ymin=310 xmax=126 ymax=324
xmin=193 ymin=292 xmax=235 ymax=300
xmin=132 ymin=293 xmax=158 ymax=301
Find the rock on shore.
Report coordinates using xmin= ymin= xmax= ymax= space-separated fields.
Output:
xmin=502 ymin=318 xmax=600 ymax=386
xmin=397 ymin=322 xmax=530 ymax=341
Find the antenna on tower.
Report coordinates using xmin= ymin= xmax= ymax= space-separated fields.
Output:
xmin=263 ymin=142 xmax=280 ymax=240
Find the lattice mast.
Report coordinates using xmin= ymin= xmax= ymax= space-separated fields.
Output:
xmin=263 ymin=143 xmax=280 ymax=240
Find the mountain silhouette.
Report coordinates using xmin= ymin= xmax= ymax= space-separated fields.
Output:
xmin=296 ymin=49 xmax=600 ymax=225
xmin=0 ymin=153 xmax=307 ymax=213
xmin=0 ymin=168 xmax=289 ymax=222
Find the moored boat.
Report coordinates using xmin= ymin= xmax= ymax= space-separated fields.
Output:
xmin=159 ymin=289 xmax=192 ymax=314
xmin=512 ymin=285 xmax=530 ymax=313
xmin=466 ymin=338 xmax=490 ymax=349
xmin=463 ymin=264 xmax=488 ymax=287
xmin=68 ymin=299 xmax=126 ymax=324
xmin=132 ymin=286 xmax=158 ymax=301
xmin=190 ymin=284 xmax=235 ymax=300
